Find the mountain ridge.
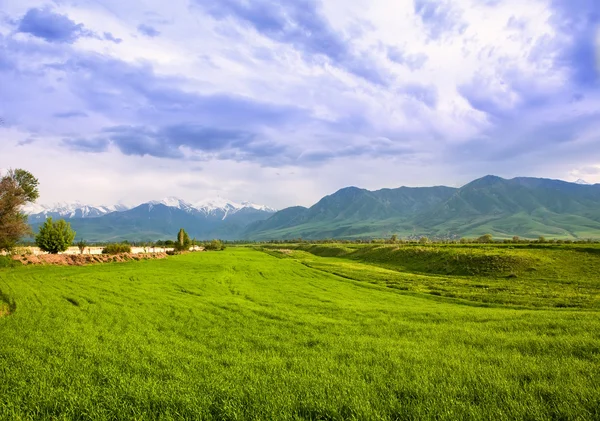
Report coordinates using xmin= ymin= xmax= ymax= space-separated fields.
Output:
xmin=244 ymin=176 xmax=600 ymax=240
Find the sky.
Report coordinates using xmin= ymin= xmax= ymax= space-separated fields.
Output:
xmin=0 ymin=0 xmax=599 ymax=209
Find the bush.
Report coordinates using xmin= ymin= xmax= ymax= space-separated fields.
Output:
xmin=35 ymin=217 xmax=76 ymax=254
xmin=0 ymin=256 xmax=21 ymax=268
xmin=76 ymin=240 xmax=88 ymax=255
xmin=204 ymin=239 xmax=226 ymax=251
xmin=102 ymin=243 xmax=132 ymax=255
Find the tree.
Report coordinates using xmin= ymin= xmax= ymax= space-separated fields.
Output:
xmin=512 ymin=236 xmax=520 ymax=243
xmin=35 ymin=217 xmax=76 ymax=254
xmin=76 ymin=239 xmax=88 ymax=255
xmin=419 ymin=236 xmax=429 ymax=244
xmin=0 ymin=169 xmax=40 ymax=252
xmin=205 ymin=239 xmax=225 ymax=251
xmin=174 ymin=228 xmax=191 ymax=251
xmin=477 ymin=234 xmax=494 ymax=243
xmin=390 ymin=234 xmax=398 ymax=244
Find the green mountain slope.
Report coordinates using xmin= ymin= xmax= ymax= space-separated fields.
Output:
xmin=245 ymin=176 xmax=600 ymax=240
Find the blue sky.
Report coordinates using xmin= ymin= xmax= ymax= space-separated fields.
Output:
xmin=1 ymin=0 xmax=599 ymax=208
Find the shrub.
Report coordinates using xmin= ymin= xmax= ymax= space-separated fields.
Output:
xmin=102 ymin=243 xmax=132 ymax=255
xmin=76 ymin=240 xmax=88 ymax=255
xmin=35 ymin=218 xmax=76 ymax=254
xmin=10 ymin=247 xmax=33 ymax=256
xmin=205 ymin=239 xmax=225 ymax=251
xmin=0 ymin=256 xmax=21 ymax=268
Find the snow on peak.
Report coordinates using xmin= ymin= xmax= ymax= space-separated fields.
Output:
xmin=192 ymin=197 xmax=277 ymax=214
xmin=575 ymin=178 xmax=590 ymax=185
xmin=239 ymin=201 xmax=278 ymax=212
xmin=149 ymin=197 xmax=194 ymax=210
xmin=23 ymin=201 xmax=130 ymax=218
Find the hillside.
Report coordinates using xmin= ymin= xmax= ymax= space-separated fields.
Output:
xmin=245 ymin=176 xmax=600 ymax=240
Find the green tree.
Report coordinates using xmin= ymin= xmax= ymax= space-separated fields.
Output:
xmin=35 ymin=217 xmax=76 ymax=254
xmin=390 ymin=234 xmax=398 ymax=244
xmin=174 ymin=228 xmax=191 ymax=251
xmin=0 ymin=169 xmax=40 ymax=252
xmin=76 ymin=239 xmax=88 ymax=255
xmin=205 ymin=239 xmax=225 ymax=251
xmin=512 ymin=236 xmax=520 ymax=243
xmin=419 ymin=236 xmax=429 ymax=244
xmin=477 ymin=234 xmax=494 ymax=243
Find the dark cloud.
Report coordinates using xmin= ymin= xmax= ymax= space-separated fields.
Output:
xmin=17 ymin=138 xmax=36 ymax=146
xmin=62 ymin=138 xmax=110 ymax=153
xmin=550 ymin=0 xmax=599 ymax=87
xmin=103 ymin=32 xmax=122 ymax=44
xmin=63 ymin=124 xmax=284 ymax=162
xmin=413 ymin=0 xmax=467 ymax=40
xmin=53 ymin=111 xmax=88 ymax=119
xmin=18 ymin=8 xmax=91 ymax=44
xmin=194 ymin=0 xmax=389 ymax=85
xmin=137 ymin=24 xmax=160 ymax=37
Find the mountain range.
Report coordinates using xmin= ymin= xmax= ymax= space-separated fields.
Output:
xmin=25 ymin=198 xmax=277 ymax=242
xmin=24 ymin=176 xmax=600 ymax=241
xmin=244 ymin=175 xmax=600 ymax=240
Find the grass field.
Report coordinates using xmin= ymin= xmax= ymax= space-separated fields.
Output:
xmin=1 ymin=248 xmax=600 ymax=420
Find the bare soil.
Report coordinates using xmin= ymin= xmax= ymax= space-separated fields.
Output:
xmin=12 ymin=252 xmax=168 ymax=266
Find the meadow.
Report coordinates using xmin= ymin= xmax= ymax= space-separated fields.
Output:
xmin=1 ymin=246 xmax=599 ymax=420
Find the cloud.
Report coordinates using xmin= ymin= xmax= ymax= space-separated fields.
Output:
xmin=550 ymin=0 xmax=600 ymax=88
xmin=137 ymin=24 xmax=160 ymax=37
xmin=103 ymin=32 xmax=122 ymax=44
xmin=413 ymin=0 xmax=467 ymax=40
xmin=17 ymin=8 xmax=92 ymax=44
xmin=62 ymin=138 xmax=109 ymax=153
xmin=387 ymin=47 xmax=428 ymax=70
xmin=194 ymin=0 xmax=389 ymax=85
xmin=400 ymin=84 xmax=438 ymax=108
xmin=53 ymin=111 xmax=89 ymax=119
xmin=16 ymin=138 xmax=36 ymax=146
xmin=97 ymin=124 xmax=257 ymax=159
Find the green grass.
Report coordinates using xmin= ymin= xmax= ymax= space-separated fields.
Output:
xmin=1 ymin=248 xmax=600 ymax=420
xmin=262 ymin=244 xmax=600 ymax=308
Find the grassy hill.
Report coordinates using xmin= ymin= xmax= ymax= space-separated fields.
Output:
xmin=245 ymin=176 xmax=600 ymax=240
xmin=1 ymin=247 xmax=599 ymax=419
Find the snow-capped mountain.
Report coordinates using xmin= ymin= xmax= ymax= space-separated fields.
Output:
xmin=148 ymin=197 xmax=197 ymax=213
xmin=143 ymin=196 xmax=276 ymax=219
xmin=24 ymin=202 xmax=130 ymax=221
xmin=192 ymin=197 xmax=277 ymax=216
xmin=575 ymin=179 xmax=591 ymax=185
xmin=25 ymin=196 xmax=277 ymax=241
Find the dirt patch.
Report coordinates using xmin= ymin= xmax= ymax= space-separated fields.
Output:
xmin=12 ymin=252 xmax=168 ymax=266
xmin=0 ymin=304 xmax=10 ymax=318
xmin=278 ymin=249 xmax=293 ymax=255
